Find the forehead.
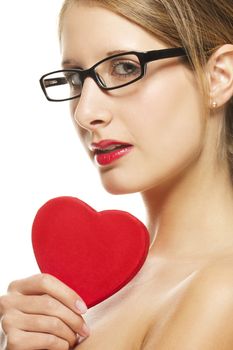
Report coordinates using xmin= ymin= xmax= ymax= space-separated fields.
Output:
xmin=60 ymin=3 xmax=165 ymax=65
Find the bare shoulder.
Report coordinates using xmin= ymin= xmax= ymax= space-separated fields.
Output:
xmin=188 ymin=254 xmax=233 ymax=313
xmin=143 ymin=254 xmax=233 ymax=350
xmin=195 ymin=252 xmax=233 ymax=296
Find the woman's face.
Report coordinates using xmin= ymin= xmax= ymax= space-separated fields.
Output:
xmin=61 ymin=3 xmax=205 ymax=194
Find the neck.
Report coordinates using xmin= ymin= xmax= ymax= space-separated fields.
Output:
xmin=142 ymin=159 xmax=233 ymax=263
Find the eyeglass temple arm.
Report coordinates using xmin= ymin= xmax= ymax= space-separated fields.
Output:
xmin=143 ymin=47 xmax=187 ymax=63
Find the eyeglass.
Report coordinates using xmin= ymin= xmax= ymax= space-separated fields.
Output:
xmin=39 ymin=47 xmax=187 ymax=102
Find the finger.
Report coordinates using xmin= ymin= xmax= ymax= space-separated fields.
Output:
xmin=1 ymin=294 xmax=90 ymax=337
xmin=8 ymin=274 xmax=88 ymax=314
xmin=2 ymin=310 xmax=78 ymax=348
xmin=7 ymin=328 xmax=70 ymax=350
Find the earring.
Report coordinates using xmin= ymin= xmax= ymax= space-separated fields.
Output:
xmin=212 ymin=101 xmax=218 ymax=109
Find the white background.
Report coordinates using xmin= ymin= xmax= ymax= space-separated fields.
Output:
xmin=0 ymin=1 xmax=146 ymax=295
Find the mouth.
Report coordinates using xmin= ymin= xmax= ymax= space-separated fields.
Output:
xmin=90 ymin=140 xmax=133 ymax=166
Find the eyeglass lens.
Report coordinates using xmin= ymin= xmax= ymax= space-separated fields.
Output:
xmin=42 ymin=53 xmax=142 ymax=101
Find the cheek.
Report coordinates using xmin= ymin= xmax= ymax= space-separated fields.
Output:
xmin=115 ymin=67 xmax=205 ymax=186
xmin=136 ymin=67 xmax=203 ymax=154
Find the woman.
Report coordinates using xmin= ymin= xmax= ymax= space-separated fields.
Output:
xmin=1 ymin=0 xmax=233 ymax=349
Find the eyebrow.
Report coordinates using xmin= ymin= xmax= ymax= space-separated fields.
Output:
xmin=106 ymin=49 xmax=130 ymax=56
xmin=61 ymin=59 xmax=80 ymax=67
xmin=61 ymin=49 xmax=131 ymax=67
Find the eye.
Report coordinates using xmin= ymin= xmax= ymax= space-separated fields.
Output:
xmin=111 ymin=60 xmax=141 ymax=77
xmin=65 ymin=72 xmax=82 ymax=88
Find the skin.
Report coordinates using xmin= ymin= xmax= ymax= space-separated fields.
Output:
xmin=1 ymin=2 xmax=233 ymax=349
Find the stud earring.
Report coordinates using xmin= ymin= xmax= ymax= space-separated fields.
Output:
xmin=212 ymin=101 xmax=218 ymax=109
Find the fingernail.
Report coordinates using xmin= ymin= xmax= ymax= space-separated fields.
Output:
xmin=75 ymin=299 xmax=88 ymax=314
xmin=77 ymin=335 xmax=87 ymax=344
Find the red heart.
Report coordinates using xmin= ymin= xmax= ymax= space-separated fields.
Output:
xmin=32 ymin=196 xmax=149 ymax=308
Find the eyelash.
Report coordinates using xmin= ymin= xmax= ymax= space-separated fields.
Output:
xmin=110 ymin=60 xmax=140 ymax=76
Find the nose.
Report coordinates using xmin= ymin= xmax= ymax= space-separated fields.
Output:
xmin=73 ymin=77 xmax=113 ymax=132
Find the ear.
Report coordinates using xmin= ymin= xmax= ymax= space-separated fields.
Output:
xmin=206 ymin=44 xmax=233 ymax=108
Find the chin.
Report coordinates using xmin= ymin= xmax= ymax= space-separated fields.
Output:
xmin=100 ymin=173 xmax=154 ymax=195
xmin=97 ymin=157 xmax=181 ymax=195
xmin=99 ymin=168 xmax=180 ymax=196
xmin=102 ymin=183 xmax=138 ymax=195
xmin=99 ymin=176 xmax=138 ymax=195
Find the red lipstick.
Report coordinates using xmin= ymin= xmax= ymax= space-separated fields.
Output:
xmin=91 ymin=140 xmax=133 ymax=166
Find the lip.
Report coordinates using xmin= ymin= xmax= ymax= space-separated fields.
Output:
xmin=90 ymin=139 xmax=133 ymax=166
xmin=90 ymin=140 xmax=132 ymax=151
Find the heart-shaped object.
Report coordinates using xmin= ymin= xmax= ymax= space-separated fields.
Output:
xmin=32 ymin=196 xmax=149 ymax=308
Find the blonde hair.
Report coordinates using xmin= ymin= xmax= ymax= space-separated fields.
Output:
xmin=59 ymin=0 xmax=233 ymax=182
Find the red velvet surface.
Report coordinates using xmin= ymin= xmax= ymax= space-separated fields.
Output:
xmin=32 ymin=196 xmax=149 ymax=308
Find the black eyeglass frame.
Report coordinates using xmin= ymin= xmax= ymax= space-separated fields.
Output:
xmin=39 ymin=47 xmax=187 ymax=102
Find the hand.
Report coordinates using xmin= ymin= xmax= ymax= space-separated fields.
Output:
xmin=0 ymin=273 xmax=90 ymax=350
